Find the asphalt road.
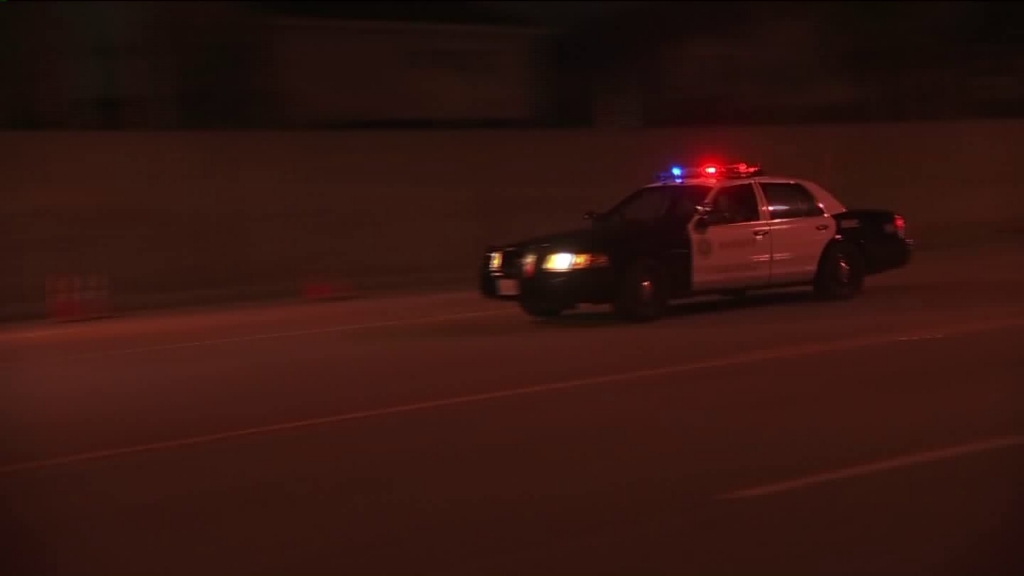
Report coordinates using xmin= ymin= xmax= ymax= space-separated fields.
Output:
xmin=2 ymin=247 xmax=1022 ymax=576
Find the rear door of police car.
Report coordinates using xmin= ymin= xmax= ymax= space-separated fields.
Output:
xmin=756 ymin=180 xmax=836 ymax=285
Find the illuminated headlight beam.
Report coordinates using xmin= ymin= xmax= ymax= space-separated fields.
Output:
xmin=541 ymin=252 xmax=608 ymax=271
xmin=488 ymin=252 xmax=503 ymax=270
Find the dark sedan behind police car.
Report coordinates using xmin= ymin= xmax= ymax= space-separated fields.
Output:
xmin=479 ymin=163 xmax=912 ymax=321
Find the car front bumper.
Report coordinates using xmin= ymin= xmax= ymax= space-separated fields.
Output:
xmin=479 ymin=268 xmax=615 ymax=308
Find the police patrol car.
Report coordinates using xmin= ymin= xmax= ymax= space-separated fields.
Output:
xmin=479 ymin=163 xmax=912 ymax=321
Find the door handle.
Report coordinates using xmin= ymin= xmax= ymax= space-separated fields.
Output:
xmin=815 ymin=224 xmax=830 ymax=231
xmin=753 ymin=229 xmax=770 ymax=237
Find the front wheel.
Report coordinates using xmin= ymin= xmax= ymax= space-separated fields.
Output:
xmin=613 ymin=260 xmax=669 ymax=322
xmin=814 ymin=242 xmax=865 ymax=300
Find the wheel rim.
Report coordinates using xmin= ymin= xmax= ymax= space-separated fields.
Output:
xmin=639 ymin=278 xmax=653 ymax=302
xmin=836 ymin=255 xmax=851 ymax=284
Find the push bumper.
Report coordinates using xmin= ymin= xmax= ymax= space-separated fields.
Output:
xmin=479 ymin=268 xmax=615 ymax=307
xmin=889 ymin=237 xmax=914 ymax=268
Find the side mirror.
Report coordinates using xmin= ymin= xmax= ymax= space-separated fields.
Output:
xmin=693 ymin=204 xmax=713 ymax=232
xmin=695 ymin=204 xmax=728 ymax=228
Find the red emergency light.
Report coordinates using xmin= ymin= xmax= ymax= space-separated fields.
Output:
xmin=704 ymin=162 xmax=761 ymax=178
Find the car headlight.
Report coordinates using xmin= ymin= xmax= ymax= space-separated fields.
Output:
xmin=488 ymin=251 xmax=503 ymax=271
xmin=541 ymin=252 xmax=608 ymax=271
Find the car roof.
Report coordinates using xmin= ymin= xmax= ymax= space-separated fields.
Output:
xmin=642 ymin=176 xmax=847 ymax=214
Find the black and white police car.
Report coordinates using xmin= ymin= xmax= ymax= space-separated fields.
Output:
xmin=479 ymin=163 xmax=912 ymax=321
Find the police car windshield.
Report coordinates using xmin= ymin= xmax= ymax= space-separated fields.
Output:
xmin=604 ymin=184 xmax=712 ymax=223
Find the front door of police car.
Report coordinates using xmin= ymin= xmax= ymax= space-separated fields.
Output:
xmin=689 ymin=183 xmax=772 ymax=292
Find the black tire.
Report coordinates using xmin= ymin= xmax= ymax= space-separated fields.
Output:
xmin=520 ymin=299 xmax=563 ymax=318
xmin=814 ymin=242 xmax=865 ymax=300
xmin=613 ymin=260 xmax=669 ymax=322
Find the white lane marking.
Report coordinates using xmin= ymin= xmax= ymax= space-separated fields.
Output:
xmin=0 ymin=292 xmax=484 ymax=340
xmin=717 ymin=435 xmax=1024 ymax=500
xmin=0 ymin=328 xmax=85 ymax=340
xmin=41 ymin=310 xmax=511 ymax=362
xmin=898 ymin=333 xmax=945 ymax=341
xmin=2 ymin=315 xmax=1023 ymax=476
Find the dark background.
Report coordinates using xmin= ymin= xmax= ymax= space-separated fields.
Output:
xmin=3 ymin=0 xmax=1023 ymax=130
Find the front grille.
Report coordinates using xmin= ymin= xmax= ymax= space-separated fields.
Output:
xmin=500 ymin=248 xmax=522 ymax=277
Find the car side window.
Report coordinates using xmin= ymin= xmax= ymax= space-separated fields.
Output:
xmin=670 ymin=185 xmax=714 ymax=220
xmin=615 ymin=187 xmax=673 ymax=223
xmin=709 ymin=183 xmax=761 ymax=225
xmin=760 ymin=182 xmax=825 ymax=219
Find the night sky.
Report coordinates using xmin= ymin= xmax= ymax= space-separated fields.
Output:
xmin=252 ymin=1 xmax=1024 ymax=46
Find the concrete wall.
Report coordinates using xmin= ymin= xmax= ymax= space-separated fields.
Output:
xmin=3 ymin=120 xmax=1024 ymax=318
xmin=270 ymin=18 xmax=550 ymax=126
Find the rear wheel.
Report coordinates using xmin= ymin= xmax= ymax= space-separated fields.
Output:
xmin=814 ymin=242 xmax=865 ymax=299
xmin=613 ymin=260 xmax=669 ymax=322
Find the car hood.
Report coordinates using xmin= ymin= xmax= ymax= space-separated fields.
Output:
xmin=500 ymin=225 xmax=623 ymax=254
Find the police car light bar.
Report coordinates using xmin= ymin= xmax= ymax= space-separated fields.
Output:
xmin=660 ymin=163 xmax=762 ymax=182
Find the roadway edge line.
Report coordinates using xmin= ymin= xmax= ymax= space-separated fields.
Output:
xmin=0 ymin=309 xmax=513 ymax=364
xmin=715 ymin=435 xmax=1024 ymax=500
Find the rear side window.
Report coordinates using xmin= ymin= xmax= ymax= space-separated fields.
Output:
xmin=614 ymin=187 xmax=674 ymax=222
xmin=760 ymin=182 xmax=825 ymax=219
